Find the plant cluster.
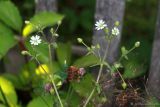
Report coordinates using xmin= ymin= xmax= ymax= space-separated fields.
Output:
xmin=0 ymin=1 xmax=150 ymax=107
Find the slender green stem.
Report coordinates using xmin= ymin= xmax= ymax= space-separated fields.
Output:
xmin=83 ymin=40 xmax=111 ymax=107
xmin=33 ymin=45 xmax=63 ymax=107
xmin=115 ymin=67 xmax=125 ymax=83
xmin=48 ymin=44 xmax=64 ymax=107
xmin=40 ymin=31 xmax=48 ymax=42
xmin=118 ymin=46 xmax=136 ymax=62
xmin=65 ymin=85 xmax=72 ymax=101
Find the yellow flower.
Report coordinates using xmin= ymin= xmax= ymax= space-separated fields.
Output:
xmin=36 ymin=64 xmax=49 ymax=75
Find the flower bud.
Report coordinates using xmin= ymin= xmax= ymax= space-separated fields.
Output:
xmin=44 ymin=83 xmax=53 ymax=93
xmin=77 ymin=38 xmax=83 ymax=43
xmin=96 ymin=44 xmax=100 ymax=49
xmin=91 ymin=45 xmax=96 ymax=49
xmin=57 ymin=21 xmax=62 ymax=25
xmin=21 ymin=51 xmax=31 ymax=56
xmin=135 ymin=41 xmax=140 ymax=47
xmin=115 ymin=21 xmax=120 ymax=26
xmin=54 ymin=33 xmax=59 ymax=37
xmin=78 ymin=68 xmax=86 ymax=76
xmin=122 ymin=82 xmax=127 ymax=89
xmin=25 ymin=20 xmax=30 ymax=24
xmin=50 ymin=28 xmax=54 ymax=33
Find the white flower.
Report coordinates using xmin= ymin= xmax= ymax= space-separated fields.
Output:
xmin=30 ymin=35 xmax=41 ymax=46
xmin=95 ymin=19 xmax=107 ymax=30
xmin=112 ymin=27 xmax=120 ymax=36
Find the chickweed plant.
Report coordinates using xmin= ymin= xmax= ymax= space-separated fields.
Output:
xmin=22 ymin=19 xmax=140 ymax=107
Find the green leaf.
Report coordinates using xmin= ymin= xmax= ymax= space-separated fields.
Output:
xmin=123 ymin=59 xmax=146 ymax=79
xmin=25 ymin=40 xmax=49 ymax=63
xmin=61 ymin=90 xmax=81 ymax=107
xmin=0 ymin=23 xmax=17 ymax=59
xmin=0 ymin=104 xmax=7 ymax=107
xmin=95 ymin=83 xmax=101 ymax=94
xmin=56 ymin=42 xmax=72 ymax=66
xmin=71 ymin=74 xmax=95 ymax=97
xmin=2 ymin=73 xmax=22 ymax=89
xmin=27 ymin=95 xmax=54 ymax=107
xmin=73 ymin=54 xmax=99 ymax=68
xmin=0 ymin=76 xmax=17 ymax=106
xmin=0 ymin=1 xmax=22 ymax=32
xmin=23 ymin=12 xmax=64 ymax=37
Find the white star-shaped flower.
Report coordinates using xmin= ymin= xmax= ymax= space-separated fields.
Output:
xmin=30 ymin=35 xmax=42 ymax=46
xmin=112 ymin=27 xmax=120 ymax=36
xmin=95 ymin=19 xmax=107 ymax=30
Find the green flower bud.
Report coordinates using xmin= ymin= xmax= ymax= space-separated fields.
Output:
xmin=114 ymin=63 xmax=122 ymax=69
xmin=57 ymin=21 xmax=62 ymax=25
xmin=91 ymin=45 xmax=96 ymax=49
xmin=54 ymin=33 xmax=59 ymax=37
xmin=122 ymin=82 xmax=127 ymax=89
xmin=87 ymin=47 xmax=91 ymax=51
xmin=77 ymin=38 xmax=83 ymax=43
xmin=24 ymin=20 xmax=30 ymax=24
xmin=115 ymin=21 xmax=120 ymax=26
xmin=96 ymin=44 xmax=100 ymax=49
xmin=50 ymin=28 xmax=54 ymax=33
xmin=135 ymin=41 xmax=140 ymax=47
xmin=21 ymin=51 xmax=31 ymax=56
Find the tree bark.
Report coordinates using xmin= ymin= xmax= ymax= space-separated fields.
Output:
xmin=93 ymin=0 xmax=125 ymax=63
xmin=35 ymin=0 xmax=57 ymax=12
xmin=35 ymin=0 xmax=58 ymax=59
xmin=147 ymin=1 xmax=160 ymax=100
xmin=93 ymin=0 xmax=125 ymax=106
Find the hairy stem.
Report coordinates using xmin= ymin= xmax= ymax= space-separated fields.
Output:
xmin=48 ymin=44 xmax=64 ymax=107
xmin=83 ymin=41 xmax=111 ymax=107
xmin=33 ymin=45 xmax=63 ymax=107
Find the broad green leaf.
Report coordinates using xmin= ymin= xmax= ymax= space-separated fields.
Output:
xmin=0 ymin=76 xmax=17 ymax=107
xmin=60 ymin=91 xmax=81 ymax=107
xmin=0 ymin=1 xmax=22 ymax=32
xmin=56 ymin=43 xmax=72 ymax=66
xmin=0 ymin=23 xmax=17 ymax=59
xmin=27 ymin=95 xmax=54 ymax=107
xmin=71 ymin=74 xmax=95 ymax=97
xmin=123 ymin=59 xmax=146 ymax=79
xmin=23 ymin=12 xmax=64 ymax=37
xmin=73 ymin=54 xmax=99 ymax=68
